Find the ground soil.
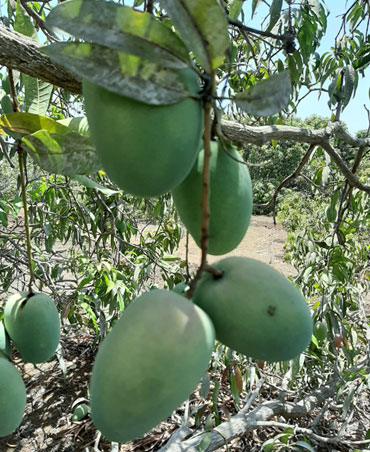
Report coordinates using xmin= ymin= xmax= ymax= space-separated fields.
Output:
xmin=0 ymin=216 xmax=368 ymax=452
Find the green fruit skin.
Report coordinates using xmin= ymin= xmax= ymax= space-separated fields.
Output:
xmin=90 ymin=290 xmax=215 ymax=443
xmin=0 ymin=321 xmax=11 ymax=359
xmin=172 ymin=140 xmax=253 ymax=255
xmin=172 ymin=282 xmax=189 ymax=296
xmin=0 ymin=358 xmax=26 ymax=437
xmin=314 ymin=321 xmax=328 ymax=342
xmin=193 ymin=257 xmax=313 ymax=362
xmin=4 ymin=292 xmax=60 ymax=364
xmin=83 ymin=69 xmax=203 ymax=198
xmin=71 ymin=404 xmax=89 ymax=421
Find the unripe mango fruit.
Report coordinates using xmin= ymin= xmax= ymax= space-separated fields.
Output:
xmin=0 ymin=321 xmax=11 ymax=359
xmin=4 ymin=292 xmax=60 ymax=364
xmin=193 ymin=256 xmax=312 ymax=362
xmin=172 ymin=140 xmax=253 ymax=255
xmin=314 ymin=321 xmax=328 ymax=342
xmin=0 ymin=357 xmax=26 ymax=437
xmin=83 ymin=69 xmax=203 ymax=198
xmin=90 ymin=289 xmax=215 ymax=443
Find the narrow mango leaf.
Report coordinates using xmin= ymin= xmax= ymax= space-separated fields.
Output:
xmin=295 ymin=440 xmax=316 ymax=452
xmin=46 ymin=0 xmax=190 ymax=69
xmin=159 ymin=0 xmax=229 ymax=73
xmin=14 ymin=0 xmax=37 ymax=39
xmin=0 ymin=112 xmax=70 ymax=139
xmin=234 ymin=366 xmax=243 ymax=394
xmin=197 ymin=432 xmax=211 ymax=451
xmin=22 ymin=130 xmax=100 ymax=176
xmin=252 ymin=0 xmax=263 ymax=18
xmin=199 ymin=372 xmax=210 ymax=399
xmin=266 ymin=0 xmax=283 ymax=32
xmin=229 ymin=0 xmax=243 ymax=21
xmin=23 ymin=77 xmax=53 ymax=116
xmin=342 ymin=64 xmax=355 ymax=108
xmin=70 ymin=175 xmax=118 ymax=196
xmin=233 ymin=71 xmax=291 ymax=116
xmin=42 ymin=42 xmax=192 ymax=105
xmin=58 ymin=117 xmax=90 ymax=136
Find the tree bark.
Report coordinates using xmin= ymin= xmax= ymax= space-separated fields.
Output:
xmin=0 ymin=25 xmax=81 ymax=94
xmin=159 ymin=381 xmax=337 ymax=452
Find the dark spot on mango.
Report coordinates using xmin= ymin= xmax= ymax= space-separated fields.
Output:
xmin=267 ymin=305 xmax=276 ymax=316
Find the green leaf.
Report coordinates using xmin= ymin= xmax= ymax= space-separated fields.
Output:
xmin=266 ymin=0 xmax=282 ymax=32
xmin=229 ymin=0 xmax=243 ymax=21
xmin=295 ymin=440 xmax=316 ymax=452
xmin=58 ymin=117 xmax=90 ymax=136
xmin=42 ymin=42 xmax=193 ymax=105
xmin=197 ymin=432 xmax=211 ymax=451
xmin=159 ymin=0 xmax=229 ymax=73
xmin=251 ymin=0 xmax=263 ymax=18
xmin=1 ymin=95 xmax=13 ymax=115
xmin=22 ymin=131 xmax=100 ymax=176
xmin=71 ymin=175 xmax=119 ymax=196
xmin=342 ymin=64 xmax=355 ymax=108
xmin=23 ymin=77 xmax=53 ymax=116
xmin=233 ymin=71 xmax=291 ymax=116
xmin=46 ymin=0 xmax=190 ymax=69
xmin=199 ymin=372 xmax=210 ymax=399
xmin=14 ymin=0 xmax=37 ymax=39
xmin=0 ymin=112 xmax=70 ymax=139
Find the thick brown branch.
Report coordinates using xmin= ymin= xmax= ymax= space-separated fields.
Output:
xmin=0 ymin=25 xmax=81 ymax=94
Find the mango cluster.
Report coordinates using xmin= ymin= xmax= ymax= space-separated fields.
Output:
xmin=85 ymin=78 xmax=313 ymax=444
xmin=0 ymin=292 xmax=60 ymax=437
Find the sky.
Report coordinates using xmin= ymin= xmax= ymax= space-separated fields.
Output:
xmin=243 ymin=1 xmax=369 ymax=134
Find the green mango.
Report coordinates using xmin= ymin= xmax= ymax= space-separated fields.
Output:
xmin=4 ymin=292 xmax=60 ymax=364
xmin=71 ymin=403 xmax=89 ymax=422
xmin=0 ymin=321 xmax=11 ymax=359
xmin=172 ymin=140 xmax=253 ymax=255
xmin=83 ymin=69 xmax=203 ymax=198
xmin=193 ymin=256 xmax=313 ymax=362
xmin=172 ymin=281 xmax=189 ymax=296
xmin=90 ymin=289 xmax=214 ymax=443
xmin=314 ymin=321 xmax=328 ymax=342
xmin=0 ymin=358 xmax=26 ymax=437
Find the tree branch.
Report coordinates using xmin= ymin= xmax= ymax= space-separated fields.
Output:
xmin=159 ymin=381 xmax=337 ymax=452
xmin=0 ymin=26 xmax=368 ymax=195
xmin=0 ymin=25 xmax=81 ymax=94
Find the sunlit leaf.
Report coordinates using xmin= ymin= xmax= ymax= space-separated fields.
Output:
xmin=23 ymin=77 xmax=53 ymax=116
xmin=229 ymin=0 xmax=243 ymax=21
xmin=0 ymin=112 xmax=70 ymax=139
xmin=14 ymin=0 xmax=37 ymax=39
xmin=159 ymin=0 xmax=229 ymax=73
xmin=233 ymin=71 xmax=292 ymax=116
xmin=71 ymin=175 xmax=119 ymax=196
xmin=58 ymin=117 xmax=90 ymax=136
xmin=22 ymin=130 xmax=100 ymax=176
xmin=46 ymin=0 xmax=190 ymax=69
xmin=42 ymin=42 xmax=193 ymax=105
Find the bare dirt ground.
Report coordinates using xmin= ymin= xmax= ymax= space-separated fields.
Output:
xmin=175 ymin=215 xmax=296 ymax=278
xmin=1 ymin=216 xmax=368 ymax=452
